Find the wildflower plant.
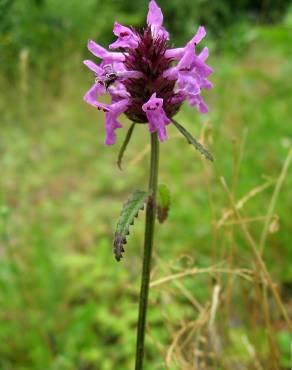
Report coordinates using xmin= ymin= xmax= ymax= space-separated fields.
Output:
xmin=83 ymin=1 xmax=213 ymax=368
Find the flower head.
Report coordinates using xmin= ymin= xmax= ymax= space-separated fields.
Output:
xmin=83 ymin=0 xmax=213 ymax=145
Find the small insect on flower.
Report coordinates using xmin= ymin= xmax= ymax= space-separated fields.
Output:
xmin=95 ymin=64 xmax=119 ymax=89
xmin=83 ymin=0 xmax=213 ymax=146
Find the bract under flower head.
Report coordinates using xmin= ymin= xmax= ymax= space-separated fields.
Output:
xmin=83 ymin=0 xmax=213 ymax=146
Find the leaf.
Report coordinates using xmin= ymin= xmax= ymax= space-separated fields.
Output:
xmin=171 ymin=118 xmax=214 ymax=162
xmin=117 ymin=123 xmax=135 ymax=170
xmin=157 ymin=184 xmax=171 ymax=224
xmin=113 ymin=190 xmax=150 ymax=261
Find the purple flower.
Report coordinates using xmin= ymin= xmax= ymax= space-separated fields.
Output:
xmin=142 ymin=93 xmax=170 ymax=141
xmin=105 ymin=99 xmax=129 ymax=145
xmin=109 ymin=23 xmax=140 ymax=50
xmin=83 ymin=0 xmax=213 ymax=145
xmin=147 ymin=0 xmax=169 ymax=40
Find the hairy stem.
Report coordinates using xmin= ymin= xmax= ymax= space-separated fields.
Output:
xmin=135 ymin=132 xmax=159 ymax=370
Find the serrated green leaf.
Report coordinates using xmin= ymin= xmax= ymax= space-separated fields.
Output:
xmin=171 ymin=118 xmax=214 ymax=161
xmin=117 ymin=123 xmax=135 ymax=170
xmin=113 ymin=190 xmax=150 ymax=261
xmin=157 ymin=184 xmax=171 ymax=224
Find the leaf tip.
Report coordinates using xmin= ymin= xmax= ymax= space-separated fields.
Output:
xmin=113 ymin=235 xmax=126 ymax=261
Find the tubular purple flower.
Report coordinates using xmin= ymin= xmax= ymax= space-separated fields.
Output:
xmin=199 ymin=46 xmax=209 ymax=62
xmin=190 ymin=25 xmax=206 ymax=45
xmin=165 ymin=26 xmax=206 ymax=60
xmin=88 ymin=40 xmax=125 ymax=63
xmin=83 ymin=0 xmax=213 ymax=145
xmin=188 ymin=94 xmax=209 ymax=113
xmin=109 ymin=22 xmax=140 ymax=50
xmin=147 ymin=0 xmax=169 ymax=39
xmin=176 ymin=42 xmax=213 ymax=77
xmin=83 ymin=83 xmax=109 ymax=112
xmin=142 ymin=93 xmax=170 ymax=141
xmin=108 ymin=84 xmax=130 ymax=102
xmin=83 ymin=60 xmax=103 ymax=75
xmin=105 ymin=99 xmax=129 ymax=145
xmin=163 ymin=41 xmax=213 ymax=113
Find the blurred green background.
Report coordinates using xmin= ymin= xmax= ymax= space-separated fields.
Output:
xmin=1 ymin=0 xmax=292 ymax=369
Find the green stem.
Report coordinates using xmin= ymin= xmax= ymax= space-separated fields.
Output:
xmin=135 ymin=132 xmax=159 ymax=370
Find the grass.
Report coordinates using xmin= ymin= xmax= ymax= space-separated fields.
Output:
xmin=0 ymin=24 xmax=292 ymax=370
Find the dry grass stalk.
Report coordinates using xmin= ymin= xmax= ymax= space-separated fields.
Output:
xmin=220 ymin=176 xmax=292 ymax=332
xmin=150 ymin=266 xmax=253 ymax=288
xmin=259 ymin=146 xmax=292 ymax=254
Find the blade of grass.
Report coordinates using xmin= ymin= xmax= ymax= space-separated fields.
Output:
xmin=220 ymin=176 xmax=292 ymax=332
xmin=259 ymin=146 xmax=292 ymax=254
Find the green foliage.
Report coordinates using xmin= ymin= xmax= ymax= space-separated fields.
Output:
xmin=172 ymin=118 xmax=214 ymax=161
xmin=0 ymin=0 xmax=101 ymax=78
xmin=157 ymin=184 xmax=171 ymax=223
xmin=277 ymin=331 xmax=292 ymax=368
xmin=113 ymin=190 xmax=150 ymax=261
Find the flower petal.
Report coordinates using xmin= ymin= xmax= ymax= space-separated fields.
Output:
xmin=189 ymin=26 xmax=206 ymax=45
xmin=177 ymin=43 xmax=213 ymax=77
xmin=198 ymin=47 xmax=209 ymax=62
xmin=178 ymin=73 xmax=201 ymax=96
xmin=104 ymin=99 xmax=129 ymax=145
xmin=163 ymin=67 xmax=178 ymax=80
xmin=118 ymin=70 xmax=144 ymax=79
xmin=200 ymin=78 xmax=213 ymax=90
xmin=147 ymin=0 xmax=169 ymax=39
xmin=88 ymin=40 xmax=108 ymax=58
xmin=142 ymin=93 xmax=170 ymax=141
xmin=147 ymin=0 xmax=163 ymax=27
xmin=108 ymin=83 xmax=130 ymax=102
xmin=83 ymin=83 xmax=108 ymax=111
xmin=165 ymin=47 xmax=184 ymax=59
xmin=110 ymin=98 xmax=130 ymax=115
xmin=109 ymin=22 xmax=139 ymax=49
xmin=83 ymin=60 xmax=103 ymax=75
xmin=165 ymin=26 xmax=207 ymax=60
xmin=105 ymin=113 xmax=123 ymax=145
xmin=188 ymin=94 xmax=209 ymax=113
xmin=88 ymin=40 xmax=125 ymax=62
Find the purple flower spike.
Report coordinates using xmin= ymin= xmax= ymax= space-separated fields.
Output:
xmin=83 ymin=1 xmax=213 ymax=145
xmin=142 ymin=93 xmax=170 ymax=142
